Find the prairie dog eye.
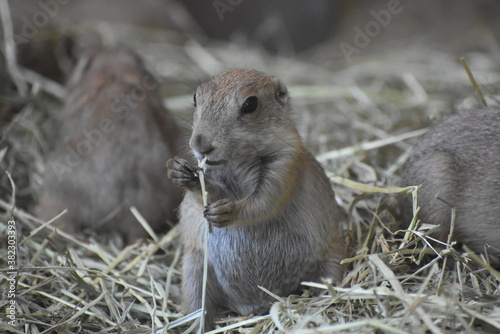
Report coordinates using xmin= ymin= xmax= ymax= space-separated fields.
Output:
xmin=241 ymin=96 xmax=258 ymax=114
xmin=193 ymin=93 xmax=197 ymax=107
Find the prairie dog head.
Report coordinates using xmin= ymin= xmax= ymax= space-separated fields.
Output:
xmin=68 ymin=46 xmax=158 ymax=101
xmin=191 ymin=69 xmax=300 ymax=169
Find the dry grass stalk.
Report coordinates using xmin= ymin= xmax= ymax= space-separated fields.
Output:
xmin=460 ymin=57 xmax=487 ymax=107
xmin=197 ymin=157 xmax=210 ymax=333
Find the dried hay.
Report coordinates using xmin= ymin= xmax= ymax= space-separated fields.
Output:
xmin=1 ymin=7 xmax=500 ymax=334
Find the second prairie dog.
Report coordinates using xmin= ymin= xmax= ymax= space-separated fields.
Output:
xmin=400 ymin=107 xmax=500 ymax=267
xmin=167 ymin=69 xmax=345 ymax=329
xmin=37 ymin=46 xmax=182 ymax=242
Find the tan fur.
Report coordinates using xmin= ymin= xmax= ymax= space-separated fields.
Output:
xmin=167 ymin=69 xmax=345 ymax=329
xmin=37 ymin=46 xmax=182 ymax=242
xmin=400 ymin=107 xmax=500 ymax=267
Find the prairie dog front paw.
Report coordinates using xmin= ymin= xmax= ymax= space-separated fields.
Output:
xmin=167 ymin=157 xmax=200 ymax=189
xmin=204 ymin=199 xmax=236 ymax=228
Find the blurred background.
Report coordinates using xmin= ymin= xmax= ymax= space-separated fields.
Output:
xmin=1 ymin=0 xmax=500 ymax=207
xmin=4 ymin=0 xmax=500 ymax=82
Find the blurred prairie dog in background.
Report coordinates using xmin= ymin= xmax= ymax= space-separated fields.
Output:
xmin=167 ymin=69 xmax=345 ymax=329
xmin=37 ymin=46 xmax=182 ymax=242
xmin=400 ymin=107 xmax=500 ymax=267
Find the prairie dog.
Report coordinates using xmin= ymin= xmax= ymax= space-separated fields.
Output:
xmin=37 ymin=46 xmax=182 ymax=242
xmin=167 ymin=69 xmax=345 ymax=328
xmin=400 ymin=107 xmax=500 ymax=267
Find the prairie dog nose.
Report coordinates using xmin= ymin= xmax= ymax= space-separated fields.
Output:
xmin=191 ymin=133 xmax=215 ymax=156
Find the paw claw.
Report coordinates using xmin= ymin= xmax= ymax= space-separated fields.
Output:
xmin=204 ymin=199 xmax=236 ymax=228
xmin=166 ymin=157 xmax=199 ymax=189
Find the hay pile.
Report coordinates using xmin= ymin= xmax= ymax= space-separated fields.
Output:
xmin=1 ymin=19 xmax=500 ymax=334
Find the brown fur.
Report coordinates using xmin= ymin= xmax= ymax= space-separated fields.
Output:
xmin=37 ymin=46 xmax=182 ymax=242
xmin=400 ymin=107 xmax=500 ymax=267
xmin=167 ymin=69 xmax=345 ymax=329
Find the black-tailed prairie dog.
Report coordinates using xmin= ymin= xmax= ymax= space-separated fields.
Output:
xmin=167 ymin=69 xmax=345 ymax=329
xmin=400 ymin=107 xmax=500 ymax=267
xmin=37 ymin=46 xmax=182 ymax=242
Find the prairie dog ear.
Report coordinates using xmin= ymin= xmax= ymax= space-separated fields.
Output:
xmin=274 ymin=79 xmax=288 ymax=106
